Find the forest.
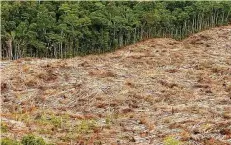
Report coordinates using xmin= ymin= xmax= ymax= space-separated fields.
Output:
xmin=1 ymin=1 xmax=231 ymax=59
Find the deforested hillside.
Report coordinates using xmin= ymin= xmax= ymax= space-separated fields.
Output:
xmin=1 ymin=26 xmax=231 ymax=144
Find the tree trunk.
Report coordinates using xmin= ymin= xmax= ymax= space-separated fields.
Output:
xmin=6 ymin=39 xmax=13 ymax=60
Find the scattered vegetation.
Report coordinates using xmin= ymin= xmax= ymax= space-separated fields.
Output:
xmin=1 ymin=138 xmax=21 ymax=145
xmin=35 ymin=113 xmax=63 ymax=128
xmin=1 ymin=122 xmax=8 ymax=133
xmin=21 ymin=135 xmax=47 ymax=145
xmin=164 ymin=136 xmax=183 ymax=145
xmin=1 ymin=135 xmax=52 ymax=145
xmin=76 ymin=119 xmax=97 ymax=134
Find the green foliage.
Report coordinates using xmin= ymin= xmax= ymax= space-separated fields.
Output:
xmin=50 ymin=115 xmax=62 ymax=128
xmin=1 ymin=122 xmax=8 ymax=133
xmin=163 ymin=136 xmax=182 ymax=145
xmin=1 ymin=135 xmax=53 ymax=145
xmin=1 ymin=138 xmax=21 ymax=145
xmin=1 ymin=1 xmax=231 ymax=59
xmin=21 ymin=135 xmax=47 ymax=145
xmin=36 ymin=113 xmax=62 ymax=128
xmin=105 ymin=117 xmax=111 ymax=125
xmin=76 ymin=119 xmax=97 ymax=134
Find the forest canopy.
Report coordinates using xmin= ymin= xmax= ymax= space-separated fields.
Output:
xmin=1 ymin=1 xmax=231 ymax=59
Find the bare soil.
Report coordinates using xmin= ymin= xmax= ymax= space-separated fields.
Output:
xmin=1 ymin=25 xmax=231 ymax=145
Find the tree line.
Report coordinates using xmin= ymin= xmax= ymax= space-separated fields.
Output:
xmin=1 ymin=1 xmax=231 ymax=59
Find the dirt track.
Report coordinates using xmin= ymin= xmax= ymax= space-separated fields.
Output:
xmin=1 ymin=25 xmax=231 ymax=145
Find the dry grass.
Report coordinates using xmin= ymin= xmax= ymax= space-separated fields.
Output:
xmin=1 ymin=25 xmax=231 ymax=144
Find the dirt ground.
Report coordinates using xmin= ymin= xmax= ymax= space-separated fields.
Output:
xmin=1 ymin=25 xmax=231 ymax=145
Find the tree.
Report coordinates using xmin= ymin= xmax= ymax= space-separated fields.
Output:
xmin=1 ymin=1 xmax=230 ymax=59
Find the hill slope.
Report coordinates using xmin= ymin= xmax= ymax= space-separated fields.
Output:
xmin=1 ymin=26 xmax=231 ymax=144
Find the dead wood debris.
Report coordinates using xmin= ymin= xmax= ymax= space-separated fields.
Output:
xmin=1 ymin=25 xmax=231 ymax=144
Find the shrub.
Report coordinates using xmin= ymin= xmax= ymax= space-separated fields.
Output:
xmin=36 ymin=114 xmax=62 ymax=128
xmin=77 ymin=119 xmax=97 ymax=134
xmin=21 ymin=134 xmax=46 ymax=145
xmin=164 ymin=136 xmax=182 ymax=145
xmin=1 ymin=135 xmax=53 ymax=145
xmin=1 ymin=138 xmax=21 ymax=145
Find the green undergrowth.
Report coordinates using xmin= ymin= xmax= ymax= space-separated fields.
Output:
xmin=1 ymin=134 xmax=53 ymax=145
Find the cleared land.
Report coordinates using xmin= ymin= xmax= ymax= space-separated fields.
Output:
xmin=1 ymin=25 xmax=231 ymax=145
